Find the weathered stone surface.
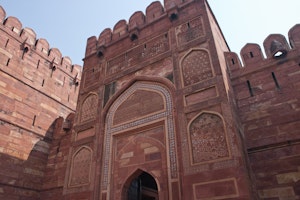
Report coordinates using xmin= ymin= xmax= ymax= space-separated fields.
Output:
xmin=1 ymin=0 xmax=300 ymax=199
xmin=0 ymin=4 xmax=81 ymax=199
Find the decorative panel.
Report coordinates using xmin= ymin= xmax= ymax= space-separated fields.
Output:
xmin=193 ymin=178 xmax=239 ymax=199
xmin=80 ymin=94 xmax=98 ymax=123
xmin=113 ymin=89 xmax=165 ymax=126
xmin=182 ymin=49 xmax=213 ymax=86
xmin=189 ymin=112 xmax=229 ymax=164
xmin=175 ymin=16 xmax=205 ymax=46
xmin=83 ymin=64 xmax=102 ymax=88
xmin=106 ymin=33 xmax=169 ymax=76
xmin=69 ymin=147 xmax=92 ymax=187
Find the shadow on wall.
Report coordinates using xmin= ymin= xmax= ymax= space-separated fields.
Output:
xmin=0 ymin=114 xmax=74 ymax=200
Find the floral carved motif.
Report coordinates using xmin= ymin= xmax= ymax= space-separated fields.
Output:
xmin=189 ymin=113 xmax=229 ymax=164
xmin=182 ymin=49 xmax=213 ymax=86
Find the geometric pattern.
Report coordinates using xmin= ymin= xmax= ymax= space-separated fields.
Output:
xmin=176 ymin=16 xmax=205 ymax=45
xmin=80 ymin=94 xmax=98 ymax=123
xmin=106 ymin=33 xmax=170 ymax=76
xmin=69 ymin=146 xmax=92 ymax=187
xmin=182 ymin=49 xmax=213 ymax=86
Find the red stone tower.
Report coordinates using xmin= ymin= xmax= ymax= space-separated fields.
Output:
xmin=65 ymin=0 xmax=254 ymax=199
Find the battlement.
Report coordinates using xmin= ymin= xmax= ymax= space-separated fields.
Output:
xmin=0 ymin=6 xmax=81 ymax=108
xmin=225 ymin=24 xmax=300 ymax=76
xmin=85 ymin=0 xmax=200 ymax=58
xmin=0 ymin=7 xmax=81 ymax=72
xmin=0 ymin=4 xmax=83 ymax=140
xmin=226 ymin=23 xmax=300 ymax=150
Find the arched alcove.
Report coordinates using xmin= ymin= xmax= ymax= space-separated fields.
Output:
xmin=188 ymin=111 xmax=230 ymax=165
xmin=68 ymin=146 xmax=92 ymax=187
xmin=79 ymin=93 xmax=98 ymax=123
xmin=181 ymin=49 xmax=214 ymax=87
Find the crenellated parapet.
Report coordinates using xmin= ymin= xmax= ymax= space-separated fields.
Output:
xmin=225 ymin=24 xmax=300 ymax=76
xmin=0 ymin=6 xmax=83 ymax=199
xmin=85 ymin=0 xmax=198 ymax=59
xmin=0 ymin=4 xmax=82 ymax=142
xmin=225 ymin=25 xmax=300 ymax=128
xmin=0 ymin=6 xmax=81 ymax=109
xmin=226 ymin=24 xmax=300 ymax=149
xmin=226 ymin=24 xmax=300 ymax=200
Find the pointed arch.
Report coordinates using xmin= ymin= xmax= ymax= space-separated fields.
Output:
xmin=68 ymin=146 xmax=92 ymax=187
xmin=180 ymin=48 xmax=214 ymax=87
xmin=79 ymin=92 xmax=98 ymax=123
xmin=122 ymin=169 xmax=159 ymax=200
xmin=187 ymin=111 xmax=231 ymax=165
xmin=100 ymin=78 xmax=178 ymax=199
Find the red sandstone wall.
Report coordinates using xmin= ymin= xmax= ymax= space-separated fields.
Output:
xmin=227 ymin=25 xmax=300 ymax=199
xmin=66 ymin=0 xmax=253 ymax=199
xmin=40 ymin=115 xmax=74 ymax=200
xmin=0 ymin=6 xmax=81 ymax=199
xmin=4 ymin=0 xmax=298 ymax=199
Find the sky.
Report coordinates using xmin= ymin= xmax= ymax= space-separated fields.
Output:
xmin=1 ymin=0 xmax=299 ymax=66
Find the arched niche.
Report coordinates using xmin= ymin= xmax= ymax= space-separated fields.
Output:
xmin=68 ymin=146 xmax=92 ymax=187
xmin=181 ymin=48 xmax=214 ymax=87
xmin=188 ymin=111 xmax=230 ymax=165
xmin=79 ymin=93 xmax=98 ymax=123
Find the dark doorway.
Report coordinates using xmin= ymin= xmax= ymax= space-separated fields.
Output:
xmin=127 ymin=172 xmax=158 ymax=200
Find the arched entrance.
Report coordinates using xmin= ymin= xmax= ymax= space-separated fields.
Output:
xmin=101 ymin=81 xmax=179 ymax=199
xmin=126 ymin=171 xmax=158 ymax=200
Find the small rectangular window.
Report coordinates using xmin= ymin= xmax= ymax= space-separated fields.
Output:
xmin=6 ymin=58 xmax=10 ymax=66
xmin=231 ymin=58 xmax=235 ymax=65
xmin=272 ymin=72 xmax=280 ymax=89
xmin=250 ymin=52 xmax=254 ymax=58
xmin=32 ymin=115 xmax=36 ymax=126
xmin=37 ymin=60 xmax=40 ymax=69
xmin=247 ymin=80 xmax=254 ymax=96
xmin=5 ymin=39 xmax=9 ymax=48
xmin=187 ymin=22 xmax=190 ymax=28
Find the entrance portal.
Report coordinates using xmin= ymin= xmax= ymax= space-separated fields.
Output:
xmin=127 ymin=172 xmax=158 ymax=200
